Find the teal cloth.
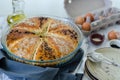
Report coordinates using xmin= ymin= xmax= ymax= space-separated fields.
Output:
xmin=0 ymin=49 xmax=84 ymax=80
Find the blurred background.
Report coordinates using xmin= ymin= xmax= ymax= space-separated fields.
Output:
xmin=0 ymin=0 xmax=120 ymax=17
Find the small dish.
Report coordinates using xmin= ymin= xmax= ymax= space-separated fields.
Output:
xmin=90 ymin=33 xmax=104 ymax=45
xmin=110 ymin=39 xmax=120 ymax=48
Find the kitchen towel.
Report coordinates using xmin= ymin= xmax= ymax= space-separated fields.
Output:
xmin=0 ymin=49 xmax=84 ymax=80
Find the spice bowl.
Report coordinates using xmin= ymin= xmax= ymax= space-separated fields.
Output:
xmin=109 ymin=39 xmax=120 ymax=49
xmin=90 ymin=33 xmax=104 ymax=45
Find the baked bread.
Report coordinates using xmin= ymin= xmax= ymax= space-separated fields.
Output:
xmin=7 ymin=17 xmax=78 ymax=61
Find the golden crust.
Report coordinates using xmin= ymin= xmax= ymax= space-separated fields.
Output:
xmin=7 ymin=29 xmax=35 ymax=46
xmin=8 ymin=34 xmax=40 ymax=60
xmin=14 ymin=17 xmax=41 ymax=33
xmin=34 ymin=41 xmax=57 ymax=60
xmin=7 ymin=17 xmax=78 ymax=61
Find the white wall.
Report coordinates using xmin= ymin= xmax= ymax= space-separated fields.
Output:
xmin=0 ymin=0 xmax=12 ymax=16
xmin=0 ymin=0 xmax=68 ymax=17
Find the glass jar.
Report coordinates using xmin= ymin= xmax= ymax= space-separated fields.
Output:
xmin=7 ymin=0 xmax=26 ymax=26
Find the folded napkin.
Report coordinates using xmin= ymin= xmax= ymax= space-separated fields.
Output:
xmin=0 ymin=49 xmax=84 ymax=80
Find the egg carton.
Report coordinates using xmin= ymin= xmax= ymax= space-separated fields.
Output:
xmin=91 ymin=7 xmax=120 ymax=30
xmin=80 ymin=7 xmax=120 ymax=36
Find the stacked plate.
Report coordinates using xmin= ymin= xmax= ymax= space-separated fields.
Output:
xmin=85 ymin=47 xmax=120 ymax=80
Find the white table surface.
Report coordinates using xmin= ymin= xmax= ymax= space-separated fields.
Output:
xmin=0 ymin=0 xmax=120 ymax=80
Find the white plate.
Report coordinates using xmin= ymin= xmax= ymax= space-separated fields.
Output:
xmin=86 ymin=47 xmax=120 ymax=80
xmin=64 ymin=0 xmax=112 ymax=18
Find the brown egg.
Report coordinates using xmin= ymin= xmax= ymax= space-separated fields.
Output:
xmin=85 ymin=13 xmax=94 ymax=22
xmin=82 ymin=22 xmax=91 ymax=31
xmin=108 ymin=30 xmax=117 ymax=40
xmin=75 ymin=16 xmax=85 ymax=25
